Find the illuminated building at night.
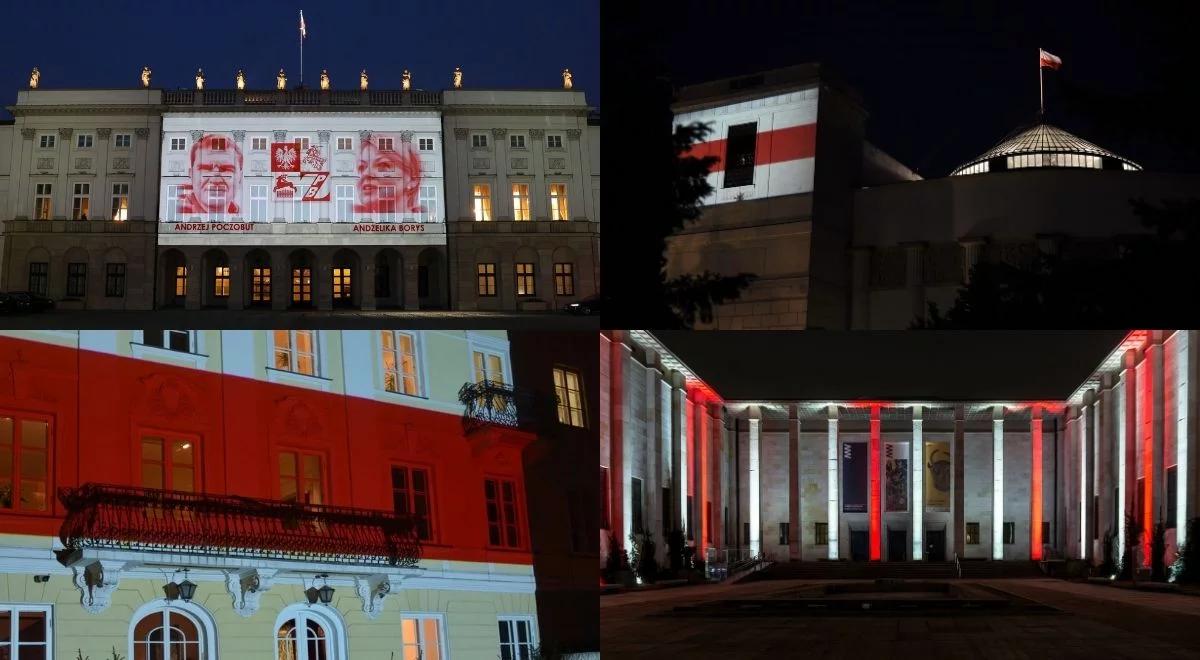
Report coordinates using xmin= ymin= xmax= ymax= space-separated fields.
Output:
xmin=667 ymin=64 xmax=1200 ymax=329
xmin=0 ymin=329 xmax=559 ymax=658
xmin=602 ymin=330 xmax=1197 ymax=575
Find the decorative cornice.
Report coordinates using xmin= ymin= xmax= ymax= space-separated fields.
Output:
xmin=19 ymin=128 xmax=34 ymax=139
xmin=69 ymin=559 xmax=129 ymax=615
xmin=6 ymin=105 xmax=165 ymax=118
xmin=272 ymin=130 xmax=287 ymax=141
xmin=528 ymin=129 xmax=544 ymax=139
xmin=224 ymin=568 xmax=278 ymax=618
xmin=491 ymin=128 xmax=508 ymax=138
xmin=231 ymin=130 xmax=246 ymax=143
xmin=134 ymin=128 xmax=149 ymax=138
xmin=354 ymin=573 xmax=394 ymax=620
xmin=95 ymin=128 xmax=112 ymax=139
xmin=453 ymin=128 xmax=469 ymax=139
xmin=566 ymin=129 xmax=582 ymax=140
xmin=58 ymin=127 xmax=74 ymax=138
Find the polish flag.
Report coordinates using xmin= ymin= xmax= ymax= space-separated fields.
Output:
xmin=300 ymin=10 xmax=307 ymax=39
xmin=1039 ymin=48 xmax=1061 ymax=70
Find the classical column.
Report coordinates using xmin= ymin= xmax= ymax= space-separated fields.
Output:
xmin=903 ymin=241 xmax=927 ymax=326
xmin=95 ymin=128 xmax=112 ymax=220
xmin=1149 ymin=332 xmax=1165 ymax=567
xmin=912 ymin=406 xmax=924 ymax=560
xmin=869 ymin=405 xmax=881 ymax=561
xmin=710 ymin=403 xmax=724 ymax=553
xmin=566 ymin=128 xmax=586 ymax=220
xmin=1031 ymin=405 xmax=1044 ymax=560
xmin=992 ymin=406 xmax=1005 ymax=560
xmin=1098 ymin=374 xmax=1115 ymax=554
xmin=56 ymin=128 xmax=73 ymax=219
xmin=953 ymin=404 xmax=965 ymax=557
xmin=1080 ymin=392 xmax=1092 ymax=562
xmin=528 ymin=129 xmax=547 ymax=220
xmin=748 ymin=412 xmax=761 ymax=557
xmin=609 ymin=336 xmax=628 ymax=555
xmin=673 ymin=374 xmax=688 ymax=541
xmin=491 ymin=128 xmax=510 ymax=220
xmin=1120 ymin=349 xmax=1137 ymax=566
xmin=315 ymin=250 xmax=333 ymax=311
xmin=788 ymin=404 xmax=801 ymax=560
xmin=827 ymin=405 xmax=839 ymax=560
xmin=959 ymin=238 xmax=985 ymax=284
xmin=1180 ymin=331 xmax=1197 ymax=546
xmin=693 ymin=389 xmax=708 ymax=555
xmin=452 ymin=128 xmax=471 ymax=220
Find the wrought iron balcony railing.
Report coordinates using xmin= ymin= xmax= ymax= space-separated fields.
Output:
xmin=57 ymin=483 xmax=421 ymax=567
xmin=458 ymin=379 xmax=528 ymax=433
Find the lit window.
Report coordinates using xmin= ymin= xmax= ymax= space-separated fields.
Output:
xmin=334 ymin=184 xmax=354 ymax=222
xmin=472 ymin=184 xmax=492 ymax=221
xmin=76 ymin=134 xmax=93 ymax=149
xmin=484 ymin=478 xmax=521 ymax=548
xmin=133 ymin=610 xmax=201 ymax=660
xmin=174 ymin=266 xmax=188 ymax=297
xmin=511 ymin=183 xmax=530 ymax=221
xmin=381 ymin=331 xmax=420 ymax=395
xmin=472 ymin=134 xmax=488 ymax=148
xmin=966 ymin=522 xmax=980 ymax=545
xmin=815 ymin=522 xmax=828 ymax=545
xmin=105 ymin=263 xmax=125 ymax=297
xmin=0 ymin=416 xmax=50 ymax=512
xmin=211 ymin=137 xmax=227 ymax=151
xmin=553 ymin=367 xmax=585 ymax=427
xmin=33 ymin=183 xmax=52 ymax=220
xmin=141 ymin=435 xmax=196 ymax=492
xmin=473 ymin=349 xmax=506 ymax=385
xmin=72 ymin=183 xmax=91 ymax=220
xmin=546 ymin=134 xmax=563 ymax=149
xmin=66 ymin=263 xmax=86 ymax=297
xmin=392 ymin=465 xmax=433 ymax=540
xmin=251 ymin=137 xmax=268 ymax=151
xmin=170 ymin=137 xmax=186 ymax=151
xmin=418 ymin=138 xmax=434 ymax=151
xmin=276 ymin=614 xmax=330 ymax=660
xmin=291 ymin=267 xmax=313 ymax=304
xmin=509 ymin=134 xmax=526 ymax=149
xmin=213 ymin=266 xmax=230 ymax=297
xmin=401 ymin=616 xmax=443 ymax=660
xmin=0 ymin=605 xmax=51 ymax=659
xmin=553 ymin=262 xmax=574 ymax=296
xmin=549 ymin=183 xmax=569 ymax=220
xmin=515 ymin=263 xmax=535 ymax=296
xmin=38 ymin=134 xmax=55 ymax=149
xmin=27 ymin=263 xmax=48 ymax=296
xmin=114 ymin=133 xmax=132 ymax=148
xmin=332 ymin=267 xmax=352 ymax=302
xmin=498 ymin=617 xmax=536 ymax=660
xmin=251 ymin=266 xmax=271 ymax=303
xmin=250 ymin=184 xmax=268 ymax=221
xmin=279 ymin=450 xmax=323 ymax=504
xmin=418 ymin=185 xmax=438 ymax=222
xmin=111 ymin=183 xmax=130 ymax=221
xmin=274 ymin=330 xmax=318 ymax=375
xmin=336 ymin=137 xmax=353 ymax=151
xmin=476 ymin=263 xmax=497 ymax=297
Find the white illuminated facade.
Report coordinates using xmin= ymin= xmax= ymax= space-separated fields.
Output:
xmin=603 ymin=330 xmax=1200 ymax=579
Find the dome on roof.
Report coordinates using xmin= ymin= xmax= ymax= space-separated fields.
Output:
xmin=950 ymin=122 xmax=1141 ymax=176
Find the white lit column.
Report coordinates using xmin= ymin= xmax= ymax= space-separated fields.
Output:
xmin=827 ymin=406 xmax=839 ymax=560
xmin=912 ymin=406 xmax=924 ymax=560
xmin=1177 ymin=332 xmax=1191 ymax=545
xmin=678 ymin=391 xmax=689 ymax=541
xmin=748 ymin=416 xmax=761 ymax=557
xmin=992 ymin=406 xmax=1004 ymax=560
xmin=1080 ymin=400 xmax=1089 ymax=560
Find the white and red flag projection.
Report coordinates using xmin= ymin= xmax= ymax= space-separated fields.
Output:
xmin=1039 ymin=48 xmax=1062 ymax=69
xmin=178 ymin=134 xmax=243 ymax=215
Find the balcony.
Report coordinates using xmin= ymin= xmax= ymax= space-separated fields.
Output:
xmin=57 ymin=483 xmax=422 ymax=567
xmin=459 ymin=379 xmax=534 ymax=433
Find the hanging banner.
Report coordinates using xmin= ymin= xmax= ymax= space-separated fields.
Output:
xmin=925 ymin=441 xmax=951 ymax=511
xmin=842 ymin=441 xmax=868 ymax=513
xmin=885 ymin=442 xmax=909 ymax=512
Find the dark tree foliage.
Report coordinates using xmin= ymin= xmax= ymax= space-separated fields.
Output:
xmin=921 ymin=197 xmax=1200 ymax=328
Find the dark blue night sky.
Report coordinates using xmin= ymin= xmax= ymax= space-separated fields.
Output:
xmin=0 ymin=0 xmax=598 ymax=117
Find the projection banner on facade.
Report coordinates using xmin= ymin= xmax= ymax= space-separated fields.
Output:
xmin=925 ymin=441 xmax=951 ymax=511
xmin=842 ymin=441 xmax=868 ymax=513
xmin=885 ymin=442 xmax=909 ymax=512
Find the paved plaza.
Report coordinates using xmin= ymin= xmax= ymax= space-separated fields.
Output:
xmin=601 ymin=578 xmax=1200 ymax=658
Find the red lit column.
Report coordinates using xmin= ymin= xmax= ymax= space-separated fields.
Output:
xmin=1142 ymin=344 xmax=1156 ymax=568
xmin=870 ymin=404 xmax=881 ymax=561
xmin=1030 ymin=405 xmax=1044 ymax=560
xmin=693 ymin=387 xmax=708 ymax=557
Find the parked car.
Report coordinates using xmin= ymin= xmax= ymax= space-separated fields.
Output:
xmin=565 ymin=294 xmax=600 ymax=316
xmin=0 ymin=293 xmax=18 ymax=314
xmin=8 ymin=291 xmax=55 ymax=312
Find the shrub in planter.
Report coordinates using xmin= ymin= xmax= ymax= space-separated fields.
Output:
xmin=602 ymin=531 xmax=629 ymax=584
xmin=1098 ymin=529 xmax=1116 ymax=577
xmin=666 ymin=528 xmax=687 ymax=574
xmin=1120 ymin=513 xmax=1141 ymax=581
xmin=1151 ymin=519 xmax=1167 ymax=582
xmin=1174 ymin=518 xmax=1200 ymax=583
xmin=629 ymin=532 xmax=659 ymax=584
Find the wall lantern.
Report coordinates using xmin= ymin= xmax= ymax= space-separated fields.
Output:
xmin=174 ymin=568 xmax=197 ymax=603
xmin=317 ymin=574 xmax=334 ymax=604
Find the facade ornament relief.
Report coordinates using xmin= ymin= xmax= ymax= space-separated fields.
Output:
xmin=401 ymin=70 xmax=412 ymax=91
xmin=562 ymin=68 xmax=573 ymax=90
xmin=399 ymin=130 xmax=414 ymax=143
xmin=317 ymin=130 xmax=331 ymax=144
xmin=491 ymin=128 xmax=508 ymax=138
xmin=453 ymin=128 xmax=469 ymax=140
xmin=134 ymin=128 xmax=149 ymax=138
xmin=273 ymin=130 xmax=288 ymax=141
xmin=20 ymin=128 xmax=35 ymax=140
xmin=71 ymin=560 xmax=127 ymax=615
xmin=29 ymin=67 xmax=40 ymax=89
xmin=452 ymin=67 xmax=463 ymax=89
xmin=112 ymin=157 xmax=130 ymax=170
xmin=224 ymin=568 xmax=278 ymax=617
xmin=58 ymin=128 xmax=74 ymax=139
xmin=141 ymin=66 xmax=152 ymax=88
xmin=190 ymin=130 xmax=205 ymax=142
xmin=74 ymin=157 xmax=93 ymax=170
xmin=231 ymin=130 xmax=246 ymax=144
xmin=566 ymin=129 xmax=582 ymax=140
xmin=358 ymin=130 xmax=373 ymax=141
xmin=96 ymin=128 xmax=112 ymax=139
xmin=354 ymin=574 xmax=394 ymax=620
xmin=528 ymin=129 xmax=544 ymax=139
xmin=36 ymin=158 xmax=54 ymax=170
xmin=360 ymin=70 xmax=369 ymax=91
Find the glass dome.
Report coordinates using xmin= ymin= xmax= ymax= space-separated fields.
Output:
xmin=951 ymin=122 xmax=1141 ymax=176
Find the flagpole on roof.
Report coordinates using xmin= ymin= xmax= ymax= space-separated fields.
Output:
xmin=1039 ymin=49 xmax=1044 ymax=116
xmin=299 ymin=9 xmax=305 ymax=87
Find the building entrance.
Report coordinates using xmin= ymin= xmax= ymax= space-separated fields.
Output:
xmin=926 ymin=529 xmax=946 ymax=561
xmin=887 ymin=529 xmax=906 ymax=561
xmin=850 ymin=530 xmax=869 ymax=561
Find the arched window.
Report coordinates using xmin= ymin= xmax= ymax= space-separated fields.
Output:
xmin=132 ymin=609 xmax=203 ymax=660
xmin=275 ymin=607 xmax=346 ymax=660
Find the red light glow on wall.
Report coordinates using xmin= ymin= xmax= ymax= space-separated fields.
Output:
xmin=1142 ymin=350 xmax=1154 ymax=568
xmin=1030 ymin=406 xmax=1044 ymax=560
xmin=869 ymin=404 xmax=881 ymax=561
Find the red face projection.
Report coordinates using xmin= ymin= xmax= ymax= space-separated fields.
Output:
xmin=180 ymin=134 xmax=243 ymax=215
xmin=355 ymin=133 xmax=423 ymax=214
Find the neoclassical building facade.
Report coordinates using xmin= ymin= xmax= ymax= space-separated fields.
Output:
xmin=602 ymin=330 xmax=1197 ymax=573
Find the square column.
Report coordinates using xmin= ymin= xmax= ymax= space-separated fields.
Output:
xmin=1031 ymin=405 xmax=1044 ymax=560
xmin=1119 ymin=350 xmax=1137 ymax=564
xmin=788 ymin=405 xmax=801 ymax=560
xmin=669 ymin=373 xmax=686 ymax=540
xmin=748 ymin=415 xmax=761 ymax=557
xmin=1080 ymin=396 xmax=1091 ymax=561
xmin=827 ymin=406 xmax=839 ymax=560
xmin=693 ymin=390 xmax=708 ymax=555
xmin=993 ymin=406 xmax=1005 ymax=560
xmin=953 ymin=405 xmax=965 ymax=558
xmin=869 ymin=405 xmax=881 ymax=561
xmin=912 ymin=406 xmax=924 ymax=560
xmin=1179 ymin=331 xmax=1195 ymax=545
xmin=608 ymin=336 xmax=626 ymax=555
xmin=1149 ymin=334 xmax=1166 ymax=567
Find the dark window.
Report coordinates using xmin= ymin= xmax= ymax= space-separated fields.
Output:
xmin=966 ymin=522 xmax=980 ymax=545
xmin=743 ymin=521 xmax=750 ymax=546
xmin=600 ymin=466 xmax=610 ymax=530
xmin=1136 ymin=477 xmax=1145 ymax=532
xmin=723 ymin=122 xmax=757 ymax=188
xmin=724 ymin=506 xmax=730 ymax=546
xmin=1042 ymin=521 xmax=1051 ymax=547
xmin=662 ymin=486 xmax=671 ymax=536
xmin=815 ymin=522 xmax=828 ymax=546
xmin=418 ymin=265 xmax=430 ymax=298
xmin=143 ymin=330 xmax=191 ymax=353
xmin=1004 ymin=522 xmax=1015 ymax=544
xmin=66 ymin=263 xmax=86 ymax=297
xmin=1093 ymin=495 xmax=1099 ymax=540
xmin=484 ymin=477 xmax=521 ymax=548
xmin=687 ymin=495 xmax=694 ymax=540
xmin=779 ymin=522 xmax=789 ymax=546
xmin=392 ymin=465 xmax=432 ymax=540
xmin=706 ymin=501 xmax=713 ymax=543
xmin=28 ymin=262 xmax=48 ymax=295
xmin=105 ymin=263 xmax=125 ymax=297
xmin=1167 ymin=466 xmax=1178 ymax=528
xmin=631 ymin=477 xmax=643 ymax=534
xmin=375 ymin=261 xmax=391 ymax=298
